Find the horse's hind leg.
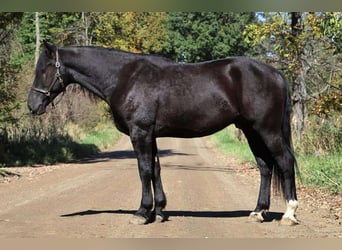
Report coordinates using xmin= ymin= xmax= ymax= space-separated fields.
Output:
xmin=259 ymin=130 xmax=299 ymax=225
xmin=152 ymin=138 xmax=167 ymax=222
xmin=242 ymin=127 xmax=274 ymax=223
xmin=274 ymin=147 xmax=299 ymax=225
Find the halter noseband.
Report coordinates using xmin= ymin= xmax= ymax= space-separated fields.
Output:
xmin=31 ymin=49 xmax=65 ymax=97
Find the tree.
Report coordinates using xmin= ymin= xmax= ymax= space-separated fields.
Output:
xmin=0 ymin=13 xmax=23 ymax=129
xmin=17 ymin=12 xmax=82 ymax=63
xmin=290 ymin=12 xmax=307 ymax=140
xmin=163 ymin=12 xmax=256 ymax=62
xmin=81 ymin=12 xmax=91 ymax=46
xmin=89 ymin=12 xmax=168 ymax=54
xmin=34 ymin=12 xmax=40 ymax=66
xmin=306 ymin=12 xmax=342 ymax=117
xmin=244 ymin=12 xmax=342 ymax=140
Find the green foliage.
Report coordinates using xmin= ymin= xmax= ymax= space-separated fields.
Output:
xmin=320 ymin=12 xmax=342 ymax=54
xmin=81 ymin=125 xmax=120 ymax=151
xmin=0 ymin=61 xmax=20 ymax=128
xmin=0 ymin=13 xmax=23 ymax=129
xmin=299 ymin=154 xmax=341 ymax=194
xmin=0 ymin=124 xmax=99 ymax=166
xmin=89 ymin=12 xmax=168 ymax=53
xmin=299 ymin=114 xmax=341 ymax=155
xmin=211 ymin=127 xmax=255 ymax=164
xmin=244 ymin=12 xmax=342 ymax=117
xmin=164 ymin=12 xmax=256 ymax=62
xmin=212 ymin=126 xmax=341 ymax=194
xmin=311 ymin=88 xmax=342 ymax=117
xmin=16 ymin=12 xmax=81 ymax=63
xmin=0 ymin=120 xmax=120 ymax=167
xmin=88 ymin=12 xmax=256 ymax=62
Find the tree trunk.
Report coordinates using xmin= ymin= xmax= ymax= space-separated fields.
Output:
xmin=34 ymin=12 xmax=40 ymax=66
xmin=290 ymin=12 xmax=307 ymax=141
xmin=291 ymin=60 xmax=307 ymax=140
xmin=82 ymin=12 xmax=90 ymax=46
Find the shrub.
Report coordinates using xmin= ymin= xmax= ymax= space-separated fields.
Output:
xmin=0 ymin=124 xmax=99 ymax=167
xmin=298 ymin=113 xmax=341 ymax=155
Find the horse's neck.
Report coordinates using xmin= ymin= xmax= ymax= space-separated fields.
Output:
xmin=61 ymin=47 xmax=134 ymax=103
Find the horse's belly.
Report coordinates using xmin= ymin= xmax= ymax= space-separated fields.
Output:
xmin=155 ymin=109 xmax=236 ymax=138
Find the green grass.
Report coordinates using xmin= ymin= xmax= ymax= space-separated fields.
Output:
xmin=81 ymin=125 xmax=121 ymax=150
xmin=0 ymin=122 xmax=121 ymax=167
xmin=298 ymin=154 xmax=341 ymax=194
xmin=211 ymin=126 xmax=255 ymax=164
xmin=1 ymin=134 xmax=99 ymax=166
xmin=212 ymin=127 xmax=342 ymax=194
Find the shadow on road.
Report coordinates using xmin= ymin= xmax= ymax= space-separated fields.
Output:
xmin=74 ymin=149 xmax=233 ymax=173
xmin=75 ymin=149 xmax=192 ymax=164
xmin=61 ymin=209 xmax=283 ymax=223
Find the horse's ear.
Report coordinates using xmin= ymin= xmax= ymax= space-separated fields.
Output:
xmin=43 ymin=40 xmax=57 ymax=58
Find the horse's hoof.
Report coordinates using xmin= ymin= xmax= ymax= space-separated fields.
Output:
xmin=248 ymin=211 xmax=264 ymax=223
xmin=129 ymin=215 xmax=148 ymax=225
xmin=279 ymin=215 xmax=300 ymax=226
xmin=155 ymin=214 xmax=165 ymax=223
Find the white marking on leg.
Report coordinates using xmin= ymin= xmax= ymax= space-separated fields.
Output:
xmin=282 ymin=200 xmax=299 ymax=224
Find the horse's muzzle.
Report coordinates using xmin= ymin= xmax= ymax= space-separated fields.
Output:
xmin=28 ymin=102 xmax=46 ymax=115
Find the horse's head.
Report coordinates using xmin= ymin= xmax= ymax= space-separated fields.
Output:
xmin=27 ymin=40 xmax=66 ymax=115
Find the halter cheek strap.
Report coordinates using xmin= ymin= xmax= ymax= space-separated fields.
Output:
xmin=32 ymin=49 xmax=65 ymax=97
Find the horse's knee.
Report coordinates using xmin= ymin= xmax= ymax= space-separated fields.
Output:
xmin=140 ymin=166 xmax=153 ymax=179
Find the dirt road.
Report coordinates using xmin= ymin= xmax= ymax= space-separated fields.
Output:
xmin=0 ymin=136 xmax=340 ymax=238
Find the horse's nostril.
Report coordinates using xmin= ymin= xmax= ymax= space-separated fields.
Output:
xmin=28 ymin=103 xmax=34 ymax=112
xmin=28 ymin=107 xmax=35 ymax=115
xmin=27 ymin=102 xmax=42 ymax=115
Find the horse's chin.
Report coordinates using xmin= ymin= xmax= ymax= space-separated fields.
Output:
xmin=30 ymin=104 xmax=46 ymax=115
xmin=36 ymin=108 xmax=46 ymax=115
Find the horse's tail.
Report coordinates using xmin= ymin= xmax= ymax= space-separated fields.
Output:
xmin=273 ymin=76 xmax=299 ymax=197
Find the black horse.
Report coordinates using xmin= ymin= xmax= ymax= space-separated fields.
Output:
xmin=28 ymin=41 xmax=299 ymax=226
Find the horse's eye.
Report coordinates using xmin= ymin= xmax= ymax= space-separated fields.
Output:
xmin=38 ymin=67 xmax=46 ymax=74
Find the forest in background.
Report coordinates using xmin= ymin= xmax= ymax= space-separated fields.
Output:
xmin=0 ymin=12 xmax=341 ymax=193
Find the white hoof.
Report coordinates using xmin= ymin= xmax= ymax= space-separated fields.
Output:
xmin=155 ymin=214 xmax=164 ymax=223
xmin=129 ymin=215 xmax=148 ymax=225
xmin=280 ymin=215 xmax=300 ymax=226
xmin=248 ymin=211 xmax=264 ymax=223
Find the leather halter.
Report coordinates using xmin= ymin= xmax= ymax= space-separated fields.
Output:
xmin=31 ymin=49 xmax=65 ymax=97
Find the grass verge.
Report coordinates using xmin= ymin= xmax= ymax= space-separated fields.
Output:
xmin=80 ymin=123 xmax=121 ymax=151
xmin=298 ymin=154 xmax=341 ymax=194
xmin=211 ymin=126 xmax=255 ymax=164
xmin=0 ymin=122 xmax=121 ymax=168
xmin=212 ymin=127 xmax=341 ymax=194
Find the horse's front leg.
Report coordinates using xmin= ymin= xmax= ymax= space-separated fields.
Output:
xmin=242 ymin=128 xmax=273 ymax=223
xmin=249 ymin=158 xmax=272 ymax=223
xmin=129 ymin=126 xmax=154 ymax=225
xmin=152 ymin=138 xmax=167 ymax=222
